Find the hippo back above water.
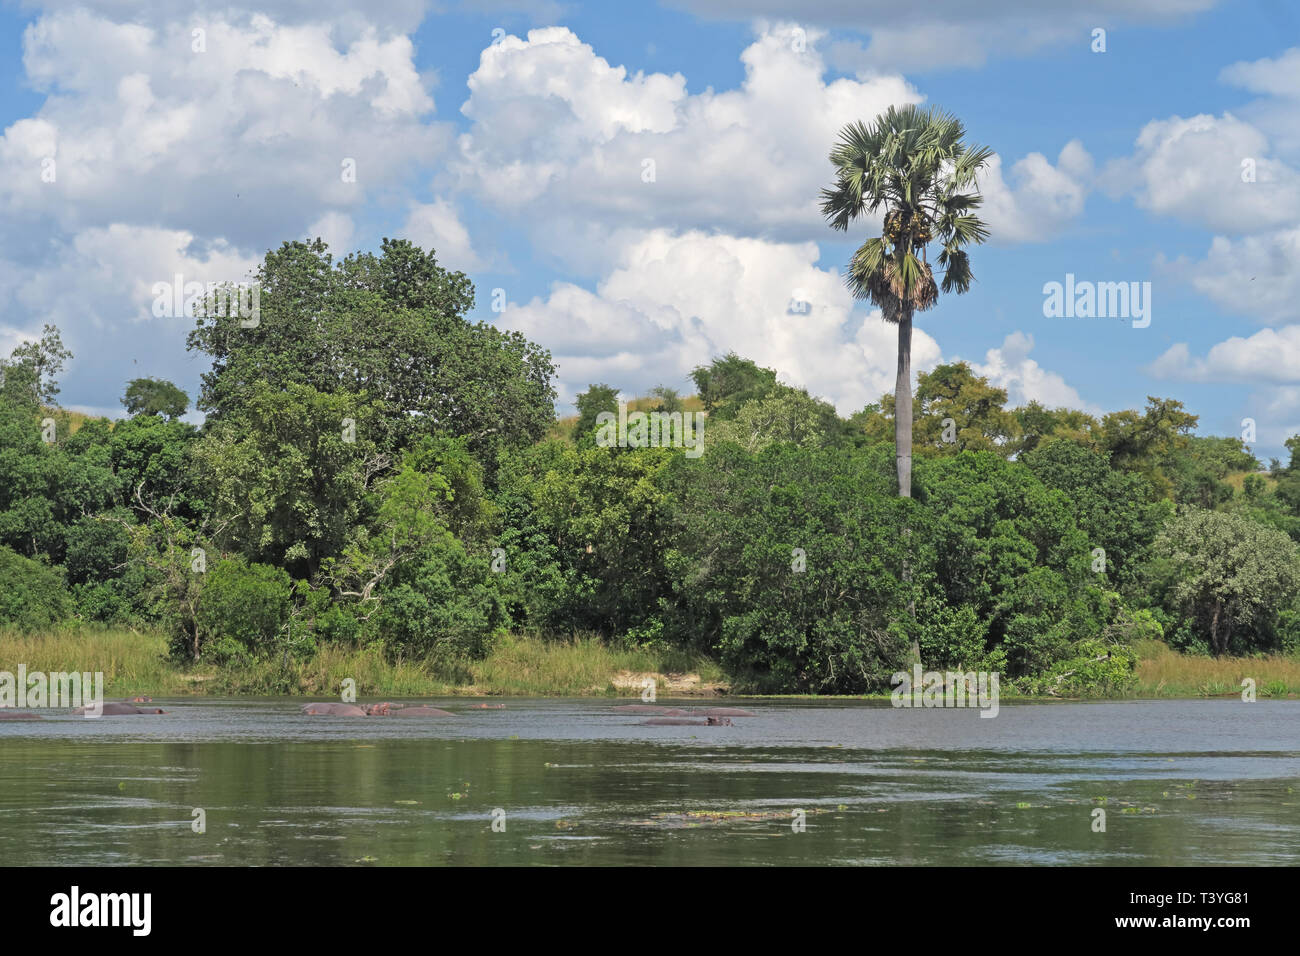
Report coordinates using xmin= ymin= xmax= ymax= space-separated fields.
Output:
xmin=72 ymin=702 xmax=166 ymax=715
xmin=301 ymin=702 xmax=367 ymax=717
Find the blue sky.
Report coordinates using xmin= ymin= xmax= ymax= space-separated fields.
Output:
xmin=1 ymin=0 xmax=1298 ymax=460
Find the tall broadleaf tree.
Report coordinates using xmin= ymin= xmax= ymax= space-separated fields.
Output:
xmin=821 ymin=105 xmax=992 ymax=496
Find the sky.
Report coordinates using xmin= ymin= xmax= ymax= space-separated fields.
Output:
xmin=1 ymin=0 xmax=1298 ymax=460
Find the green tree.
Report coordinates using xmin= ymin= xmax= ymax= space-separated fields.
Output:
xmin=1099 ymin=397 xmax=1199 ymax=497
xmin=1012 ymin=401 xmax=1099 ymax=456
xmin=0 ymin=545 xmax=74 ymax=629
xmin=707 ymin=384 xmax=843 ymax=453
xmin=872 ymin=362 xmax=1018 ymax=456
xmin=661 ymin=442 xmax=914 ymax=692
xmin=189 ymin=382 xmax=388 ymax=579
xmin=122 ymin=377 xmax=189 ymax=419
xmin=821 ymin=105 xmax=992 ymax=496
xmin=187 ymin=238 xmax=556 ymax=467
xmin=3 ymin=324 xmax=73 ymax=408
xmin=573 ymin=383 xmax=620 ymax=446
xmin=1154 ymin=508 xmax=1300 ymax=655
xmin=194 ymin=557 xmax=294 ymax=664
xmin=1021 ymin=438 xmax=1169 ymax=589
xmin=689 ymin=353 xmax=777 ymax=418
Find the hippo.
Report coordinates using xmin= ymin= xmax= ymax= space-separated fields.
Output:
xmin=391 ymin=706 xmax=455 ymax=717
xmin=72 ymin=702 xmax=166 ymax=715
xmin=467 ymin=703 xmax=505 ymax=709
xmin=614 ymin=705 xmax=672 ymax=714
xmin=639 ymin=716 xmax=733 ymax=726
xmin=301 ymin=702 xmax=367 ymax=717
xmin=364 ymin=702 xmax=397 ymax=716
xmin=694 ymin=707 xmax=754 ymax=717
xmin=0 ymin=711 xmax=41 ymax=720
xmin=129 ymin=696 xmax=153 ymax=703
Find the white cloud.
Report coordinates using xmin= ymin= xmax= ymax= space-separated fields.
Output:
xmin=452 ymin=24 xmax=1089 ymax=256
xmin=0 ymin=9 xmax=446 ymax=252
xmin=667 ymin=0 xmax=1219 ymax=73
xmin=1148 ymin=325 xmax=1300 ymax=383
xmin=0 ymin=223 xmax=260 ymax=407
xmin=305 ymin=211 xmax=355 ymax=254
xmin=1220 ymin=46 xmax=1300 ymax=99
xmin=1101 ymin=113 xmax=1300 ymax=233
xmin=1159 ymin=228 xmax=1300 ymax=324
xmin=400 ymin=198 xmax=487 ymax=271
xmin=496 ymin=229 xmax=943 ymax=413
xmin=978 ymin=141 xmax=1093 ymax=243
xmin=970 ymin=331 xmax=1098 ymax=412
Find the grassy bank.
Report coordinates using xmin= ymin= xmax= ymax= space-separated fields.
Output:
xmin=0 ymin=628 xmax=726 ymax=698
xmin=1131 ymin=639 xmax=1300 ymax=698
xmin=2 ymin=629 xmax=1297 ymax=699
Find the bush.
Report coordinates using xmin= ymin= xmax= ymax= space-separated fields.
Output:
xmin=193 ymin=558 xmax=293 ymax=661
xmin=0 ymin=546 xmax=74 ymax=630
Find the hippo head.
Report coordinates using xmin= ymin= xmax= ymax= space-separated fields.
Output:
xmin=364 ymin=702 xmax=393 ymax=716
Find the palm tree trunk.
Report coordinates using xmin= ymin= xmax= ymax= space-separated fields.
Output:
xmin=895 ymin=310 xmax=913 ymax=497
xmin=895 ymin=308 xmax=919 ymax=664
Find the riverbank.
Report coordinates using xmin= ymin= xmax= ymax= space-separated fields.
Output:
xmin=1 ymin=628 xmax=1297 ymax=699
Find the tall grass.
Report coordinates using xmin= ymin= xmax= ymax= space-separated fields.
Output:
xmin=0 ymin=627 xmax=180 ymax=695
xmin=7 ymin=627 xmax=1292 ymax=700
xmin=468 ymin=632 xmax=722 ymax=696
xmin=1133 ymin=639 xmax=1300 ymax=697
xmin=0 ymin=628 xmax=723 ymax=698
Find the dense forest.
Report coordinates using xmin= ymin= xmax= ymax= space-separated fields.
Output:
xmin=3 ymin=238 xmax=1299 ymax=695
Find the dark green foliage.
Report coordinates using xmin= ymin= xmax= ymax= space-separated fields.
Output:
xmin=193 ymin=558 xmax=294 ymax=664
xmin=186 ymin=238 xmax=556 ymax=468
xmin=0 ymin=546 xmax=74 ymax=629
xmin=122 ymin=378 xmax=189 ymax=419
xmin=573 ymin=383 xmax=620 ymax=446
xmin=660 ymin=442 xmax=914 ymax=692
xmin=689 ymin=352 xmax=778 ymax=418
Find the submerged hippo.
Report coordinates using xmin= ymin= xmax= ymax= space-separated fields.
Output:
xmin=639 ymin=716 xmax=733 ymax=727
xmin=129 ymin=696 xmax=153 ymax=703
xmin=301 ymin=702 xmax=367 ymax=717
xmin=694 ymin=707 xmax=754 ymax=717
xmin=0 ymin=711 xmax=41 ymax=720
xmin=467 ymin=703 xmax=505 ymax=709
xmin=72 ymin=702 xmax=166 ymax=715
xmin=391 ymin=706 xmax=455 ymax=717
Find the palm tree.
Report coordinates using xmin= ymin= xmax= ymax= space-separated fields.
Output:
xmin=820 ymin=105 xmax=992 ymax=497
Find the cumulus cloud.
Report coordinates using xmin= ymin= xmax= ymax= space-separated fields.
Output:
xmin=1220 ymin=46 xmax=1300 ymax=99
xmin=0 ymin=223 xmax=260 ymax=408
xmin=1101 ymin=113 xmax=1300 ymax=234
xmin=400 ymin=198 xmax=487 ymax=271
xmin=1158 ymin=228 xmax=1300 ymax=324
xmin=0 ymin=8 xmax=446 ymax=254
xmin=1148 ymin=325 xmax=1300 ymax=384
xmin=452 ymin=23 xmax=1090 ymax=259
xmin=495 ymin=229 xmax=943 ymax=412
xmin=978 ymin=140 xmax=1093 ymax=243
xmin=970 ymin=331 xmax=1098 ymax=412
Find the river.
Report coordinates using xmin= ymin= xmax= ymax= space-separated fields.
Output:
xmin=2 ymin=698 xmax=1297 ymax=865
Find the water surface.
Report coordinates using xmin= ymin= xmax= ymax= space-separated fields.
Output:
xmin=2 ymin=698 xmax=1297 ymax=865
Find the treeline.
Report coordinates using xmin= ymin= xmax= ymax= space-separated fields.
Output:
xmin=2 ymin=239 xmax=1299 ymax=694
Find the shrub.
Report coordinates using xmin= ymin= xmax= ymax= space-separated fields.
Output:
xmin=0 ymin=546 xmax=74 ymax=630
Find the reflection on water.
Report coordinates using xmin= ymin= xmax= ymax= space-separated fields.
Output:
xmin=1 ymin=699 xmax=1297 ymax=865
